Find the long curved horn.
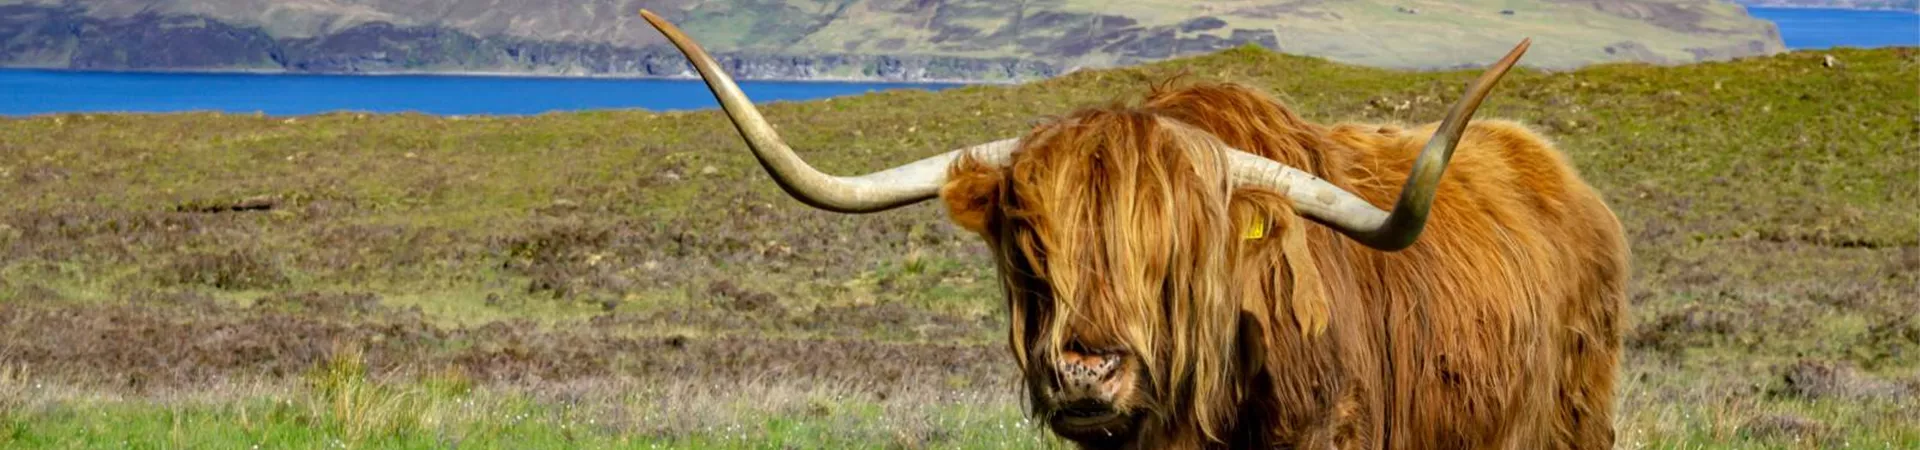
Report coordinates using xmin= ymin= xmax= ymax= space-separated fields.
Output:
xmin=639 ymin=9 xmax=1018 ymax=213
xmin=647 ymin=8 xmax=1524 ymax=249
xmin=1232 ymin=39 xmax=1530 ymax=251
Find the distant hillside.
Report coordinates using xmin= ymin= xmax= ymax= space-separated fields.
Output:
xmin=0 ymin=0 xmax=1787 ymax=81
xmin=1735 ymin=0 xmax=1919 ymax=10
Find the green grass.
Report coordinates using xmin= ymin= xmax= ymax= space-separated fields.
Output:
xmin=0 ymin=46 xmax=1915 ymax=448
xmin=0 ymin=397 xmax=1054 ymax=449
xmin=0 ymin=351 xmax=1059 ymax=449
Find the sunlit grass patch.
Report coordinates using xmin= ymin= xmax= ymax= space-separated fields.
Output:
xmin=1617 ymin=394 xmax=1920 ymax=449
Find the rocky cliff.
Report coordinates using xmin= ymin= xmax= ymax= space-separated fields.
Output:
xmin=0 ymin=0 xmax=1790 ymax=81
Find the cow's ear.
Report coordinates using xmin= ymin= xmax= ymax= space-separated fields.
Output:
xmin=1231 ymin=188 xmax=1329 ymax=340
xmin=939 ymin=156 xmax=1005 ymax=235
xmin=1279 ymin=215 xmax=1330 ymax=339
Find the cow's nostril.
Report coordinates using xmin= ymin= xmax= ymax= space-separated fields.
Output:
xmin=1058 ymin=345 xmax=1124 ymax=385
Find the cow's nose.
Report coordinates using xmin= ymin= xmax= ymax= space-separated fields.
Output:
xmin=1057 ymin=346 xmax=1121 ymax=390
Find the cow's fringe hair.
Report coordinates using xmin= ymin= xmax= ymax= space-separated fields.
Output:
xmin=945 ymin=80 xmax=1355 ymax=445
xmin=949 ymin=107 xmax=1248 ymax=444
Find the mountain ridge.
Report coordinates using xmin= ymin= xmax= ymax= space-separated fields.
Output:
xmin=0 ymin=0 xmax=1789 ymax=81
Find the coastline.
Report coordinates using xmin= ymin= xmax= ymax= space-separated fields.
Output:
xmin=1742 ymin=4 xmax=1920 ymax=12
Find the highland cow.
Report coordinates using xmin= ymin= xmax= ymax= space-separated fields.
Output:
xmin=641 ymin=10 xmax=1627 ymax=450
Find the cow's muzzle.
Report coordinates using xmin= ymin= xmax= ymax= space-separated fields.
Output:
xmin=1045 ymin=346 xmax=1137 ymax=442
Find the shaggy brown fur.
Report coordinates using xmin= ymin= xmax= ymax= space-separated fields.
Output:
xmin=940 ymin=81 xmax=1628 ymax=449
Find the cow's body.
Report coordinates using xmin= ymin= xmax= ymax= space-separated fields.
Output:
xmin=1231 ymin=117 xmax=1628 ymax=449
xmin=1328 ymin=119 xmax=1627 ymax=449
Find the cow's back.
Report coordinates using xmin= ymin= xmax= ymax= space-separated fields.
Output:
xmin=1326 ymin=120 xmax=1628 ymax=449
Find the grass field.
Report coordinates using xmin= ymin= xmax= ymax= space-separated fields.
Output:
xmin=0 ymin=45 xmax=1916 ymax=448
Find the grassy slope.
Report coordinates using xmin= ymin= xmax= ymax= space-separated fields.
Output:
xmin=3 ymin=0 xmax=1785 ymax=70
xmin=0 ymin=46 xmax=1916 ymax=447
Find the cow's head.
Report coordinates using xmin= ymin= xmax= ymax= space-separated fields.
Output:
xmin=639 ymin=10 xmax=1525 ymax=447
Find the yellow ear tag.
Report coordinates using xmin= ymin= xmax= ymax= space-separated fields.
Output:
xmin=1242 ymin=212 xmax=1268 ymax=240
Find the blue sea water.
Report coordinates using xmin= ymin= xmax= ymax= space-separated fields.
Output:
xmin=1747 ymin=7 xmax=1919 ymax=49
xmin=0 ymin=69 xmax=960 ymax=117
xmin=0 ymin=7 xmax=1911 ymax=117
